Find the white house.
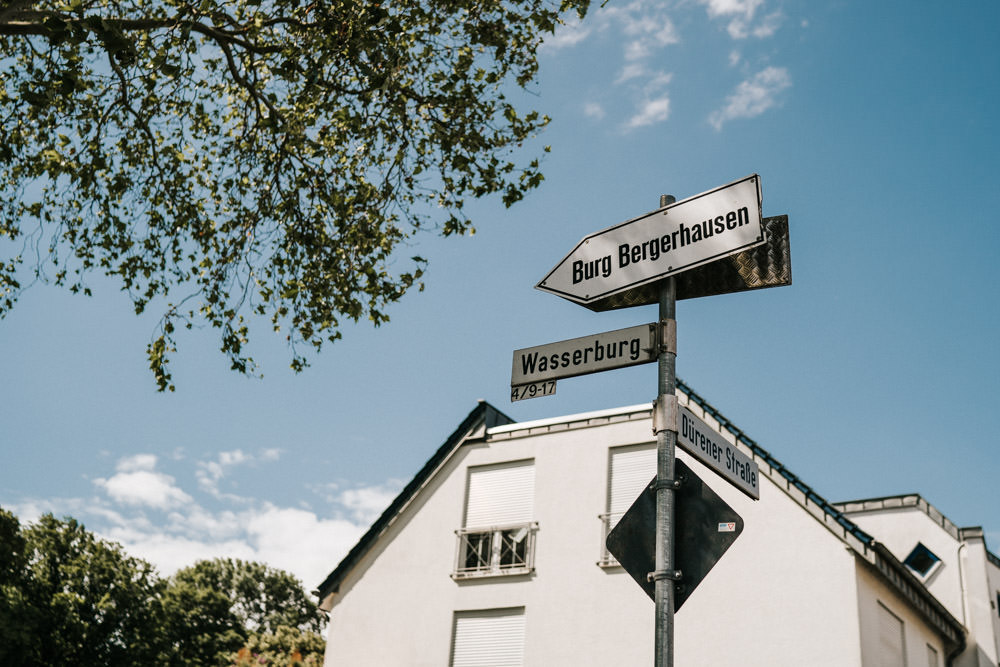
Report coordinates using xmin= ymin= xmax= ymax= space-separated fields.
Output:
xmin=316 ymin=381 xmax=997 ymax=666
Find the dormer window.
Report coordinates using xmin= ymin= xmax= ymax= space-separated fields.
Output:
xmin=903 ymin=542 xmax=941 ymax=578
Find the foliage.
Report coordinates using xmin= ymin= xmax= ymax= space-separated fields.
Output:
xmin=0 ymin=508 xmax=34 ymax=665
xmin=0 ymin=511 xmax=166 ymax=666
xmin=0 ymin=509 xmax=327 ymax=666
xmin=0 ymin=0 xmax=590 ymax=389
xmin=231 ymin=626 xmax=326 ymax=667
xmin=161 ymin=557 xmax=326 ymax=666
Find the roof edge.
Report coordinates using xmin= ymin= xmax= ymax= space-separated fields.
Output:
xmin=677 ymin=379 xmax=966 ymax=649
xmin=315 ymin=400 xmax=514 ymax=603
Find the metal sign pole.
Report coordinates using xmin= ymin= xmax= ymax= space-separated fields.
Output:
xmin=653 ymin=194 xmax=677 ymax=667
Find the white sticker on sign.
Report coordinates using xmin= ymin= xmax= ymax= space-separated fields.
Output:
xmin=718 ymin=522 xmax=736 ymax=533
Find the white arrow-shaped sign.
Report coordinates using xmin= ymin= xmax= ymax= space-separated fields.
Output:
xmin=536 ymin=175 xmax=764 ymax=305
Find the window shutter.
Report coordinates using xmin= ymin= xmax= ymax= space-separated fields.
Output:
xmin=609 ymin=446 xmax=657 ymax=520
xmin=876 ymin=602 xmax=906 ymax=667
xmin=465 ymin=461 xmax=534 ymax=528
xmin=451 ymin=608 xmax=525 ymax=667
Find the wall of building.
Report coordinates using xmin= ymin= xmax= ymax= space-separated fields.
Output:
xmin=323 ymin=401 xmax=955 ymax=666
xmin=845 ymin=505 xmax=1000 ymax=666
xmin=670 ymin=424 xmax=863 ymax=666
xmin=845 ymin=504 xmax=965 ymax=621
xmin=954 ymin=529 xmax=1000 ymax=667
xmin=855 ymin=562 xmax=948 ymax=667
xmin=986 ymin=553 xmax=1000 ymax=662
xmin=323 ymin=411 xmax=660 ymax=666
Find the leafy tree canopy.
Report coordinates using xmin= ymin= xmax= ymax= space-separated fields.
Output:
xmin=0 ymin=512 xmax=165 ymax=666
xmin=231 ymin=625 xmax=326 ymax=667
xmin=161 ymin=557 xmax=325 ymax=666
xmin=0 ymin=0 xmax=590 ymax=390
xmin=0 ymin=509 xmax=327 ymax=666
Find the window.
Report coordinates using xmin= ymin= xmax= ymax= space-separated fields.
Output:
xmin=450 ymin=608 xmax=525 ymax=667
xmin=599 ymin=444 xmax=655 ymax=566
xmin=454 ymin=460 xmax=536 ymax=579
xmin=877 ymin=602 xmax=907 ymax=667
xmin=925 ymin=644 xmax=939 ymax=667
xmin=903 ymin=542 xmax=942 ymax=578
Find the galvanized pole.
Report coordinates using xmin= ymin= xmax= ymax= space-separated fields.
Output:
xmin=653 ymin=193 xmax=678 ymax=667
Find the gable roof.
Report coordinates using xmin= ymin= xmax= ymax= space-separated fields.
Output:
xmin=315 ymin=400 xmax=513 ymax=605
xmin=314 ymin=382 xmax=965 ymax=657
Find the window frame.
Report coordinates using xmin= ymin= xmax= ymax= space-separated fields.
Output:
xmin=454 ymin=460 xmax=537 ymax=580
xmin=453 ymin=522 xmax=539 ymax=579
xmin=599 ymin=443 xmax=656 ymax=567
xmin=902 ymin=542 xmax=943 ymax=580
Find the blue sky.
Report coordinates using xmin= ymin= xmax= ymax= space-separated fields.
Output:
xmin=2 ymin=0 xmax=998 ymax=591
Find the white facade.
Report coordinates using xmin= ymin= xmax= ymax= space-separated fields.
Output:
xmin=837 ymin=496 xmax=1000 ymax=667
xmin=318 ymin=387 xmax=994 ymax=666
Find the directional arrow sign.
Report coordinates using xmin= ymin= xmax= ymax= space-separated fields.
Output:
xmin=536 ymin=174 xmax=764 ymax=306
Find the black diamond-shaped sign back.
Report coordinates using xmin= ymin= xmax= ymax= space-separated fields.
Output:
xmin=605 ymin=459 xmax=744 ymax=610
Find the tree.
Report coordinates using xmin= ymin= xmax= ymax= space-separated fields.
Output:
xmin=0 ymin=0 xmax=591 ymax=390
xmin=0 ymin=509 xmax=326 ymax=665
xmin=161 ymin=557 xmax=326 ymax=666
xmin=0 ymin=508 xmax=34 ymax=665
xmin=231 ymin=626 xmax=326 ymax=667
xmin=0 ymin=511 xmax=166 ymax=666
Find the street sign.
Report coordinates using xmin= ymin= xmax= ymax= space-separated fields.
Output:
xmin=677 ymin=406 xmax=760 ymax=500
xmin=510 ymin=322 xmax=657 ymax=387
xmin=579 ymin=215 xmax=791 ymax=312
xmin=536 ymin=175 xmax=764 ymax=307
xmin=605 ymin=460 xmax=744 ymax=610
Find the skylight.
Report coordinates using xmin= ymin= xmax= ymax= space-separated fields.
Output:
xmin=903 ymin=542 xmax=941 ymax=577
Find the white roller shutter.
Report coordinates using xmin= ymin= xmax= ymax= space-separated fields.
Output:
xmin=608 ymin=445 xmax=656 ymax=520
xmin=451 ymin=608 xmax=525 ymax=667
xmin=876 ymin=602 xmax=907 ymax=667
xmin=465 ymin=461 xmax=534 ymax=528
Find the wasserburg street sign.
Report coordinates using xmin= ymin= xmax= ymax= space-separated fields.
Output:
xmin=536 ymin=174 xmax=764 ymax=307
xmin=676 ymin=405 xmax=760 ymax=500
xmin=511 ymin=323 xmax=657 ymax=387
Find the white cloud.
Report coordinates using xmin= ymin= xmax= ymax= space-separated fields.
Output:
xmin=337 ymin=482 xmax=402 ymax=525
xmin=626 ymin=96 xmax=671 ymax=129
xmin=708 ymin=66 xmax=791 ymax=130
xmin=583 ymin=102 xmax=606 ymax=120
xmin=544 ymin=16 xmax=592 ymax=50
xmin=117 ymin=453 xmax=158 ymax=472
xmin=698 ymin=0 xmax=781 ymax=40
xmin=752 ymin=11 xmax=783 ymax=38
xmin=104 ymin=530 xmax=258 ymax=578
xmin=97 ymin=500 xmax=377 ymax=587
xmin=219 ymin=449 xmax=250 ymax=467
xmin=12 ymin=447 xmax=405 ymax=590
xmin=617 ymin=61 xmax=648 ymax=84
xmin=196 ymin=448 xmax=284 ymax=499
xmin=700 ymin=0 xmax=764 ymax=21
xmin=91 ymin=504 xmax=367 ymax=587
xmin=541 ymin=0 xmax=681 ymax=129
xmin=247 ymin=506 xmax=368 ymax=587
xmin=94 ymin=456 xmax=192 ymax=509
